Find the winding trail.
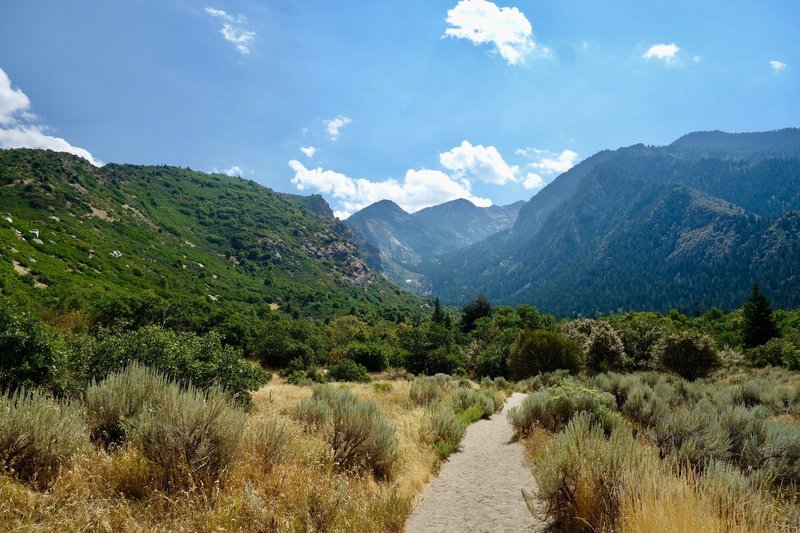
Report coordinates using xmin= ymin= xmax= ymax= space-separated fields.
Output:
xmin=405 ymin=392 xmax=546 ymax=533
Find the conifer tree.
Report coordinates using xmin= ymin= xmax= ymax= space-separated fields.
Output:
xmin=742 ymin=283 xmax=779 ymax=348
xmin=431 ymin=297 xmax=445 ymax=325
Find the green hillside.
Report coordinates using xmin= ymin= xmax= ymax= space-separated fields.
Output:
xmin=0 ymin=149 xmax=423 ymax=323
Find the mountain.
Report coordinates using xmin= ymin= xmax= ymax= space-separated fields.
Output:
xmin=421 ymin=129 xmax=800 ymax=314
xmin=345 ymin=198 xmax=524 ymax=292
xmin=0 ymin=149 xmax=424 ymax=320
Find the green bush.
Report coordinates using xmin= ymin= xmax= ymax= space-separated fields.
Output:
xmin=652 ymin=403 xmax=730 ymax=469
xmin=419 ymin=403 xmax=466 ymax=459
xmin=293 ymin=385 xmax=399 ymax=480
xmin=327 ymin=358 xmax=370 ymax=382
xmin=345 ymin=341 xmax=388 ymax=372
xmin=250 ymin=418 xmax=291 ymax=472
xmin=507 ymin=381 xmax=620 ymax=438
xmin=0 ymin=388 xmax=89 ymax=488
xmin=531 ymin=413 xmax=647 ymax=531
xmin=562 ymin=319 xmax=628 ymax=373
xmin=0 ymin=299 xmax=70 ymax=393
xmin=372 ymin=382 xmax=393 ymax=393
xmin=128 ymin=384 xmax=245 ymax=490
xmin=621 ymin=382 xmax=668 ymax=428
xmin=507 ymin=329 xmax=583 ymax=380
xmin=409 ymin=376 xmax=445 ymax=406
xmin=653 ymin=331 xmax=721 ymax=380
xmin=74 ymin=326 xmax=269 ymax=405
xmin=86 ymin=362 xmax=172 ymax=447
xmin=449 ymin=388 xmax=497 ymax=421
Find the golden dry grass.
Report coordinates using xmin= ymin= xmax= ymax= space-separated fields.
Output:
xmin=0 ymin=380 xmax=439 ymax=532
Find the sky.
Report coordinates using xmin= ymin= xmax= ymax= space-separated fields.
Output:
xmin=0 ymin=0 xmax=798 ymax=218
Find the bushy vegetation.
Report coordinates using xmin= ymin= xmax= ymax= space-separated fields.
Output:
xmin=128 ymin=383 xmax=245 ymax=490
xmin=0 ymin=388 xmax=88 ymax=488
xmin=652 ymin=331 xmax=721 ymax=380
xmin=419 ymin=403 xmax=466 ymax=459
xmin=507 ymin=329 xmax=584 ymax=379
xmin=293 ymin=385 xmax=399 ymax=479
xmin=327 ymin=358 xmax=370 ymax=382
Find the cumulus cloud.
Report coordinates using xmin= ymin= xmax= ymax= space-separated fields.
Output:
xmin=0 ymin=68 xmax=100 ymax=166
xmin=642 ymin=43 xmax=680 ymax=65
xmin=443 ymin=0 xmax=544 ymax=66
xmin=324 ymin=116 xmax=352 ymax=140
xmin=770 ymin=60 xmax=787 ymax=72
xmin=300 ymin=146 xmax=316 ymax=158
xmin=205 ymin=6 xmax=255 ymax=55
xmin=222 ymin=165 xmax=242 ymax=177
xmin=289 ymin=160 xmax=491 ymax=215
xmin=515 ymin=147 xmax=579 ymax=189
xmin=439 ymin=140 xmax=519 ymax=185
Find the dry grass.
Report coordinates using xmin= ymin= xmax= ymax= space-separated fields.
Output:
xmin=0 ymin=380 xmax=439 ymax=532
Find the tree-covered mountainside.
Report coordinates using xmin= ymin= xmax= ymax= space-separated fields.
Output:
xmin=345 ymin=198 xmax=523 ymax=293
xmin=421 ymin=129 xmax=800 ymax=315
xmin=0 ymin=149 xmax=424 ymax=321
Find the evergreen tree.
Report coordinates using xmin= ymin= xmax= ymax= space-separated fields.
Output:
xmin=431 ymin=297 xmax=445 ymax=325
xmin=742 ymin=283 xmax=779 ymax=348
xmin=461 ymin=293 xmax=492 ymax=333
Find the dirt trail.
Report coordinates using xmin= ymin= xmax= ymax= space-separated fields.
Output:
xmin=405 ymin=392 xmax=546 ymax=533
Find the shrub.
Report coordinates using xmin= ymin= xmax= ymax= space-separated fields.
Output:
xmin=507 ymin=381 xmax=620 ymax=438
xmin=563 ymin=320 xmax=628 ymax=373
xmin=450 ymin=388 xmax=497 ymax=420
xmin=653 ymin=331 xmax=721 ymax=380
xmin=250 ymin=418 xmax=291 ymax=472
xmin=372 ymin=382 xmax=393 ymax=393
xmin=507 ymin=329 xmax=583 ymax=380
xmin=744 ymin=337 xmax=788 ymax=367
xmin=419 ymin=403 xmax=466 ymax=459
xmin=293 ymin=385 xmax=399 ymax=480
xmin=327 ymin=358 xmax=370 ymax=382
xmin=0 ymin=299 xmax=70 ymax=393
xmin=409 ymin=376 xmax=445 ymax=406
xmin=652 ymin=403 xmax=730 ymax=469
xmin=531 ymin=413 xmax=647 ymax=530
xmin=0 ymin=388 xmax=89 ymax=488
xmin=74 ymin=326 xmax=269 ymax=405
xmin=128 ymin=384 xmax=245 ymax=490
xmin=86 ymin=362 xmax=172 ymax=447
xmin=621 ymin=383 xmax=668 ymax=428
xmin=345 ymin=341 xmax=388 ymax=372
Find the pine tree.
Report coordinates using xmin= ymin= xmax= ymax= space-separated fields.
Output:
xmin=460 ymin=293 xmax=492 ymax=333
xmin=431 ymin=297 xmax=445 ymax=325
xmin=742 ymin=283 xmax=779 ymax=348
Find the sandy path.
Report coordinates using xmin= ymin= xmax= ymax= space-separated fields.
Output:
xmin=405 ymin=392 xmax=545 ymax=533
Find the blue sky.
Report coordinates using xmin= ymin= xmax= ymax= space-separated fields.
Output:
xmin=1 ymin=0 xmax=798 ymax=217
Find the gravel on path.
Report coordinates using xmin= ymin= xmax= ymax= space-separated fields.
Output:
xmin=405 ymin=392 xmax=546 ymax=533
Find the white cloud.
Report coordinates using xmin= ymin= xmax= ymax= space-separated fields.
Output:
xmin=289 ymin=160 xmax=491 ymax=214
xmin=443 ymin=0 xmax=543 ymax=66
xmin=522 ymin=172 xmax=544 ymax=190
xmin=0 ymin=68 xmax=100 ymax=166
xmin=515 ymin=148 xmax=579 ymax=190
xmin=642 ymin=43 xmax=680 ymax=65
xmin=205 ymin=7 xmax=255 ymax=55
xmin=439 ymin=140 xmax=519 ymax=185
xmin=324 ymin=116 xmax=352 ymax=140
xmin=222 ymin=165 xmax=242 ymax=177
xmin=300 ymin=146 xmax=316 ymax=158
xmin=770 ymin=60 xmax=787 ymax=72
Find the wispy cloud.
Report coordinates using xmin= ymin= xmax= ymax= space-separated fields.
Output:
xmin=300 ymin=146 xmax=316 ymax=158
xmin=642 ymin=43 xmax=680 ymax=65
xmin=324 ymin=116 xmax=352 ymax=141
xmin=205 ymin=7 xmax=256 ymax=55
xmin=0 ymin=68 xmax=100 ymax=166
xmin=443 ymin=0 xmax=546 ymax=66
xmin=770 ymin=60 xmax=787 ymax=72
xmin=222 ymin=165 xmax=242 ymax=177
